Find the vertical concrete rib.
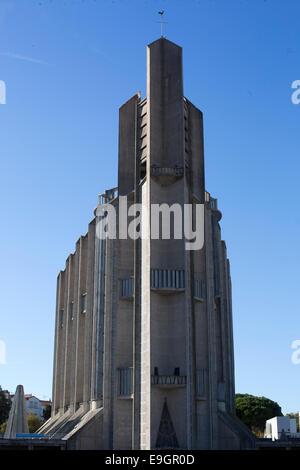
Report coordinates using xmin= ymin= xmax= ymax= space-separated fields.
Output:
xmin=62 ymin=256 xmax=72 ymax=410
xmin=205 ymin=209 xmax=218 ymax=448
xmin=55 ymin=270 xmax=65 ymax=414
xmin=185 ymin=100 xmax=206 ymax=449
xmin=102 ymin=234 xmax=117 ymax=448
xmin=75 ymin=235 xmax=88 ymax=407
xmin=226 ymin=259 xmax=235 ymax=412
xmin=218 ymin=241 xmax=229 ymax=405
xmin=73 ymin=238 xmax=83 ymax=409
xmin=83 ymin=220 xmax=96 ymax=407
xmin=69 ymin=242 xmax=79 ymax=412
xmin=52 ymin=274 xmax=61 ymax=415
xmin=133 ymin=94 xmax=141 ymax=450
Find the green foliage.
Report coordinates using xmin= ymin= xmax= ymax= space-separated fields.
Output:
xmin=0 ymin=420 xmax=7 ymax=433
xmin=43 ymin=404 xmax=51 ymax=422
xmin=27 ymin=412 xmax=42 ymax=433
xmin=0 ymin=388 xmax=11 ymax=425
xmin=236 ymin=393 xmax=283 ymax=436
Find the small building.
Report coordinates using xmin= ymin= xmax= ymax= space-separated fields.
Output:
xmin=10 ymin=394 xmax=51 ymax=422
xmin=25 ymin=395 xmax=44 ymax=421
xmin=264 ymin=416 xmax=299 ymax=440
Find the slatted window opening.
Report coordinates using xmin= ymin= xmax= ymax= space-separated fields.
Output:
xmin=150 ymin=269 xmax=185 ymax=290
xmin=194 ymin=280 xmax=204 ymax=300
xmin=196 ymin=369 xmax=205 ymax=398
xmin=119 ymin=278 xmax=134 ymax=299
xmin=70 ymin=301 xmax=74 ymax=321
xmin=81 ymin=293 xmax=87 ymax=314
xmin=59 ymin=309 xmax=64 ymax=328
xmin=138 ymin=99 xmax=147 ymax=163
xmin=118 ymin=367 xmax=133 ymax=398
xmin=217 ymin=382 xmax=226 ymax=402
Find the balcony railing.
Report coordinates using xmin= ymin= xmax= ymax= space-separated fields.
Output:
xmin=209 ymin=197 xmax=218 ymax=210
xmin=151 ymin=269 xmax=185 ymax=291
xmin=151 ymin=375 xmax=187 ymax=387
xmin=98 ymin=187 xmax=118 ymax=205
xmin=205 ymin=191 xmax=218 ymax=210
xmin=205 ymin=191 xmax=221 ymax=220
xmin=150 ymin=166 xmax=184 ymax=177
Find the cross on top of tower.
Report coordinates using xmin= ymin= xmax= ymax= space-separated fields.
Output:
xmin=157 ymin=11 xmax=168 ymax=38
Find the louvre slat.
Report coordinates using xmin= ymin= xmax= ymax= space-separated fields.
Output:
xmin=118 ymin=368 xmax=133 ymax=397
xmin=120 ymin=279 xmax=134 ymax=299
xmin=150 ymin=269 xmax=185 ymax=290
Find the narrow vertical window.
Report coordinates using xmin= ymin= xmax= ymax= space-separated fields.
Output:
xmin=59 ymin=309 xmax=64 ymax=328
xmin=81 ymin=294 xmax=87 ymax=314
xmin=196 ymin=369 xmax=205 ymax=397
xmin=70 ymin=301 xmax=74 ymax=320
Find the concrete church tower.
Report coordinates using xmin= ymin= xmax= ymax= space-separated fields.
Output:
xmin=40 ymin=38 xmax=255 ymax=450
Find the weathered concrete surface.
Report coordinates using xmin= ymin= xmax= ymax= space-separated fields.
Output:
xmin=43 ymin=37 xmax=255 ymax=450
xmin=4 ymin=385 xmax=29 ymax=438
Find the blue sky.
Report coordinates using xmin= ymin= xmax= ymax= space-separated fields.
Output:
xmin=0 ymin=0 xmax=299 ymax=413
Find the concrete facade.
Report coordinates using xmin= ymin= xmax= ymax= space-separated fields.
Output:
xmin=4 ymin=385 xmax=29 ymax=438
xmin=41 ymin=38 xmax=255 ymax=450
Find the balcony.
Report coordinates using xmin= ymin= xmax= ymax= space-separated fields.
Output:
xmin=150 ymin=166 xmax=184 ymax=177
xmin=150 ymin=165 xmax=184 ymax=185
xmin=98 ymin=187 xmax=118 ymax=205
xmin=151 ymin=375 xmax=187 ymax=388
xmin=151 ymin=269 xmax=185 ymax=294
xmin=205 ymin=191 xmax=222 ymax=221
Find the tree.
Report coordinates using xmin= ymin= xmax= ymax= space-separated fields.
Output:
xmin=0 ymin=387 xmax=11 ymax=425
xmin=43 ymin=404 xmax=51 ymax=422
xmin=236 ymin=393 xmax=283 ymax=437
xmin=0 ymin=420 xmax=7 ymax=434
xmin=27 ymin=412 xmax=42 ymax=433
